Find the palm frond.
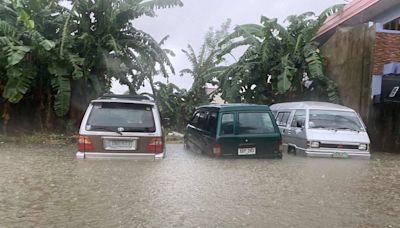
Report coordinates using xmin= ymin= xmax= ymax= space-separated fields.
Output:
xmin=181 ymin=45 xmax=198 ymax=68
xmin=59 ymin=1 xmax=77 ymax=57
xmin=2 ymin=67 xmax=35 ymax=103
xmin=140 ymin=0 xmax=183 ymax=10
xmin=51 ymin=75 xmax=71 ymax=116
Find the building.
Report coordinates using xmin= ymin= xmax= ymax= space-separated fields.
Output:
xmin=205 ymin=87 xmax=225 ymax=104
xmin=315 ymin=0 xmax=400 ymax=152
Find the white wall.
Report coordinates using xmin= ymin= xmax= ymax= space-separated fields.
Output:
xmin=372 ymin=4 xmax=400 ymax=24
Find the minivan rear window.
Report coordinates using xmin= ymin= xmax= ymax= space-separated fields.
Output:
xmin=238 ymin=112 xmax=276 ymax=134
xmin=86 ymin=102 xmax=156 ymax=132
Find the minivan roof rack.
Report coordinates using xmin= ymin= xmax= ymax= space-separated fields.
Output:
xmin=98 ymin=94 xmax=152 ymax=101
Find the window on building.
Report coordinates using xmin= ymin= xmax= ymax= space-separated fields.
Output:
xmin=383 ymin=17 xmax=400 ymax=31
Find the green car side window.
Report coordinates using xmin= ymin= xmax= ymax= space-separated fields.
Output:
xmin=238 ymin=112 xmax=275 ymax=134
xmin=221 ymin=113 xmax=234 ymax=135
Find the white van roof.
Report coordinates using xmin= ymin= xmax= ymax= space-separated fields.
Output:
xmin=270 ymin=101 xmax=355 ymax=112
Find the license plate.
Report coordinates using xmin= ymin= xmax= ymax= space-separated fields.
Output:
xmin=238 ymin=147 xmax=256 ymax=155
xmin=333 ymin=152 xmax=349 ymax=158
xmin=104 ymin=139 xmax=136 ymax=150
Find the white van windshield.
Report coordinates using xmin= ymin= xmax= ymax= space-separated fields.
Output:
xmin=309 ymin=110 xmax=365 ymax=132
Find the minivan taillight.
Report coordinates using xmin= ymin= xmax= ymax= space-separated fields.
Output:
xmin=78 ymin=136 xmax=94 ymax=151
xmin=147 ymin=137 xmax=163 ymax=153
xmin=213 ymin=144 xmax=221 ymax=157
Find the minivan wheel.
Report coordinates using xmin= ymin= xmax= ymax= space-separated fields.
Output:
xmin=184 ymin=140 xmax=190 ymax=151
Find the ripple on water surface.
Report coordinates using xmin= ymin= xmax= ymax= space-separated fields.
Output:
xmin=0 ymin=144 xmax=399 ymax=227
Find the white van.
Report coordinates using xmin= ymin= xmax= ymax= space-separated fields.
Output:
xmin=270 ymin=102 xmax=371 ymax=159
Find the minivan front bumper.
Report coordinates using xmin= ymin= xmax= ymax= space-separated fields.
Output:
xmin=76 ymin=151 xmax=165 ymax=160
xmin=301 ymin=149 xmax=371 ymax=159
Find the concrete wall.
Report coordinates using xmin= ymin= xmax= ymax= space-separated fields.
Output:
xmin=321 ymin=24 xmax=400 ymax=152
xmin=321 ymin=25 xmax=374 ymax=120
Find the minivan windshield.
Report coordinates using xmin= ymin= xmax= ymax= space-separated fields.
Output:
xmin=309 ymin=110 xmax=364 ymax=132
xmin=86 ymin=102 xmax=156 ymax=132
xmin=238 ymin=112 xmax=276 ymax=134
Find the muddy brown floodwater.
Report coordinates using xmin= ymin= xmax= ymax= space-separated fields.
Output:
xmin=0 ymin=143 xmax=399 ymax=228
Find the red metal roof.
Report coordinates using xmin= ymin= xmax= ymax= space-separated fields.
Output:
xmin=316 ymin=0 xmax=380 ymax=38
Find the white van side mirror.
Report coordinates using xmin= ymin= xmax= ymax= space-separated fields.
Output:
xmin=296 ymin=120 xmax=305 ymax=129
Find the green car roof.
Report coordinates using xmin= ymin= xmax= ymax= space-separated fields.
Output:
xmin=199 ymin=103 xmax=271 ymax=112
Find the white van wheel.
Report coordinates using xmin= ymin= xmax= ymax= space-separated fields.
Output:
xmin=288 ymin=146 xmax=297 ymax=155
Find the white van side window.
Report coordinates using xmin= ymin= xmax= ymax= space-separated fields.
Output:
xmin=276 ymin=112 xmax=291 ymax=126
xmin=291 ymin=110 xmax=306 ymax=128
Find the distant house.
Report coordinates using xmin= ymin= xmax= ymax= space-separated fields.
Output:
xmin=315 ymin=0 xmax=400 ymax=152
xmin=205 ymin=87 xmax=225 ymax=104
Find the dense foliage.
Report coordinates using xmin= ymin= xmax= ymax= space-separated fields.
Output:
xmin=0 ymin=1 xmax=345 ymax=134
xmin=180 ymin=19 xmax=231 ymax=105
xmin=216 ymin=5 xmax=344 ymax=104
xmin=0 ymin=0 xmax=182 ymax=134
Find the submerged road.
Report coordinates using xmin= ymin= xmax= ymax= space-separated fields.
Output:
xmin=0 ymin=144 xmax=399 ymax=227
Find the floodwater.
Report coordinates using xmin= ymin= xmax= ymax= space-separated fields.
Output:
xmin=0 ymin=144 xmax=399 ymax=228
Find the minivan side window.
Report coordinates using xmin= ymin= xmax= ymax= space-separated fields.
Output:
xmin=276 ymin=111 xmax=291 ymax=126
xmin=190 ymin=112 xmax=200 ymax=126
xmin=291 ymin=110 xmax=306 ymax=128
xmin=197 ymin=112 xmax=207 ymax=130
xmin=206 ymin=112 xmax=218 ymax=135
xmin=221 ymin=113 xmax=234 ymax=135
xmin=238 ymin=112 xmax=275 ymax=134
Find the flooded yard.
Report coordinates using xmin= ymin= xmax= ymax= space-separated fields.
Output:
xmin=0 ymin=143 xmax=399 ymax=227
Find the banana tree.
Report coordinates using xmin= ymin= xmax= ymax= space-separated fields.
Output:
xmin=180 ymin=19 xmax=231 ymax=105
xmin=217 ymin=5 xmax=344 ymax=104
xmin=152 ymin=82 xmax=188 ymax=131
xmin=114 ymin=35 xmax=176 ymax=97
xmin=0 ymin=0 xmax=63 ymax=132
xmin=0 ymin=0 xmax=183 ymax=134
xmin=59 ymin=0 xmax=183 ymax=120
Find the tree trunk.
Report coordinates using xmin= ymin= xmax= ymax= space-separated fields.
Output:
xmin=2 ymin=101 xmax=10 ymax=135
xmin=149 ymin=76 xmax=157 ymax=98
xmin=45 ymin=92 xmax=54 ymax=130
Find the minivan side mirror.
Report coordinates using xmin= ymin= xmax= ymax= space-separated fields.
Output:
xmin=162 ymin=118 xmax=170 ymax=127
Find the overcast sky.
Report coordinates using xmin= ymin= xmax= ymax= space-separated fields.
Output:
xmin=112 ymin=0 xmax=346 ymax=94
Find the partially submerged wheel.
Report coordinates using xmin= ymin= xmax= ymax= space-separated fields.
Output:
xmin=288 ymin=146 xmax=297 ymax=155
xmin=184 ymin=139 xmax=190 ymax=151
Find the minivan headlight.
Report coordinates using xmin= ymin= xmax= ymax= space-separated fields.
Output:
xmin=310 ymin=141 xmax=320 ymax=148
xmin=358 ymin=144 xmax=367 ymax=150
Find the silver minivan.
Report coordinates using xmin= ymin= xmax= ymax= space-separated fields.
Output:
xmin=76 ymin=94 xmax=165 ymax=160
xmin=270 ymin=102 xmax=371 ymax=159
